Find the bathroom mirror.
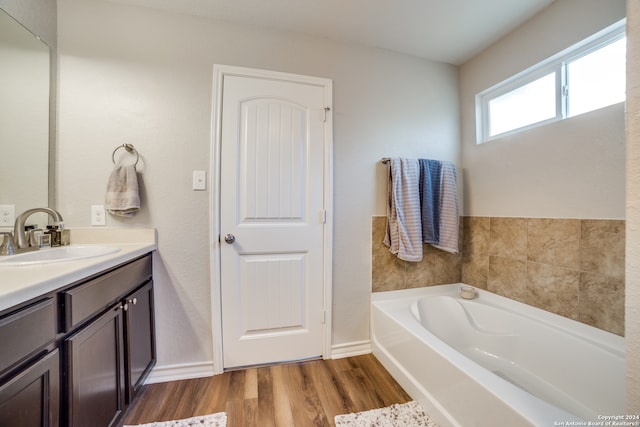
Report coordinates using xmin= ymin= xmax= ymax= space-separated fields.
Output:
xmin=0 ymin=7 xmax=50 ymax=222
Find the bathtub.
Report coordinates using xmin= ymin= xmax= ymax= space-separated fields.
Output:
xmin=371 ymin=284 xmax=625 ymax=427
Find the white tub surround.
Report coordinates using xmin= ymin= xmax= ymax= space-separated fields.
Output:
xmin=371 ymin=284 xmax=625 ymax=427
xmin=0 ymin=228 xmax=156 ymax=311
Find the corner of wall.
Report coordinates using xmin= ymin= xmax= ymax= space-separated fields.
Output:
xmin=626 ymin=0 xmax=640 ymax=414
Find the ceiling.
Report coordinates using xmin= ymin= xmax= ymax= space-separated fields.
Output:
xmin=106 ymin=0 xmax=555 ymax=65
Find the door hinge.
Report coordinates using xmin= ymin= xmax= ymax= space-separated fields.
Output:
xmin=320 ymin=209 xmax=327 ymax=223
xmin=323 ymin=107 xmax=330 ymax=122
xmin=322 ymin=310 xmax=327 ymax=324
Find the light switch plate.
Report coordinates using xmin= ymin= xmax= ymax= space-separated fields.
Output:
xmin=91 ymin=205 xmax=106 ymax=226
xmin=0 ymin=205 xmax=15 ymax=226
xmin=193 ymin=170 xmax=207 ymax=191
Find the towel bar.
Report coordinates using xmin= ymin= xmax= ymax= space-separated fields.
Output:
xmin=112 ymin=143 xmax=139 ymax=168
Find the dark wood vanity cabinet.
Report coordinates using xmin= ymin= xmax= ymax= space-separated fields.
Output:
xmin=124 ymin=281 xmax=155 ymax=403
xmin=0 ymin=349 xmax=60 ymax=427
xmin=0 ymin=297 xmax=59 ymax=427
xmin=62 ymin=254 xmax=155 ymax=427
xmin=65 ymin=306 xmax=126 ymax=427
xmin=0 ymin=252 xmax=155 ymax=427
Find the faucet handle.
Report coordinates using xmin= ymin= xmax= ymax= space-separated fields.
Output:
xmin=0 ymin=232 xmax=16 ymax=255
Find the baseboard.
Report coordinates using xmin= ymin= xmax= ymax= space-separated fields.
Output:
xmin=145 ymin=361 xmax=216 ymax=384
xmin=330 ymin=340 xmax=372 ymax=359
xmin=144 ymin=343 xmax=371 ymax=383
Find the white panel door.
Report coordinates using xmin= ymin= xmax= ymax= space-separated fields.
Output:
xmin=219 ymin=72 xmax=329 ymax=368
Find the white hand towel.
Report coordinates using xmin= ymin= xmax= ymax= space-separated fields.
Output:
xmin=383 ymin=158 xmax=423 ymax=262
xmin=105 ymin=164 xmax=140 ymax=217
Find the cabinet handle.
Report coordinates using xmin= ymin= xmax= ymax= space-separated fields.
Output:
xmin=128 ymin=297 xmax=138 ymax=306
xmin=123 ymin=303 xmax=129 ymax=312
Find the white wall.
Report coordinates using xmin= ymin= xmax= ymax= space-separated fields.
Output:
xmin=627 ymin=0 xmax=640 ymax=414
xmin=460 ymin=0 xmax=626 ymax=219
xmin=56 ymin=0 xmax=460 ymax=373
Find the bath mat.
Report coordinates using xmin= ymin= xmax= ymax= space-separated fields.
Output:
xmin=335 ymin=401 xmax=439 ymax=426
xmin=124 ymin=412 xmax=227 ymax=427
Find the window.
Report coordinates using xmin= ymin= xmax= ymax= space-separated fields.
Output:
xmin=476 ymin=20 xmax=626 ymax=144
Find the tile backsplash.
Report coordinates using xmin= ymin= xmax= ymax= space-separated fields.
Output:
xmin=371 ymin=216 xmax=462 ymax=292
xmin=372 ymin=216 xmax=625 ymax=336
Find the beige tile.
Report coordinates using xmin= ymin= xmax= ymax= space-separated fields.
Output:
xmin=487 ymin=256 xmax=528 ymax=302
xmin=527 ymin=218 xmax=580 ymax=269
xmin=405 ymin=245 xmax=462 ymax=289
xmin=461 ymin=252 xmax=488 ymax=289
xmin=489 ymin=217 xmax=527 ymax=260
xmin=371 ymin=261 xmax=405 ymax=292
xmin=406 ymin=251 xmax=435 ymax=288
xmin=423 ymin=243 xmax=440 ymax=254
xmin=579 ymin=220 xmax=625 ymax=278
xmin=371 ymin=215 xmax=626 ymax=335
xmin=372 ymin=216 xmax=406 ymax=292
xmin=578 ymin=273 xmax=625 ymax=336
xmin=373 ymin=215 xmax=463 ymax=291
xmin=372 ymin=216 xmax=387 ymax=243
xmin=433 ymin=250 xmax=462 ymax=284
xmin=463 ymin=216 xmax=490 ymax=258
xmin=526 ymin=262 xmax=580 ymax=319
xmin=461 ymin=217 xmax=489 ymax=288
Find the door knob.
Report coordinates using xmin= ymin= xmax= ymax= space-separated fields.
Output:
xmin=224 ymin=234 xmax=236 ymax=244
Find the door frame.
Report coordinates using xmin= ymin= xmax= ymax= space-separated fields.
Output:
xmin=209 ymin=64 xmax=333 ymax=374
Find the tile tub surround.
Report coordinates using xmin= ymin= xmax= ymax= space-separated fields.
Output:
xmin=371 ymin=216 xmax=462 ymax=292
xmin=371 ymin=216 xmax=625 ymax=336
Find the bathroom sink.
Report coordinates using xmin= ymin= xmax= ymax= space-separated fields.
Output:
xmin=0 ymin=245 xmax=121 ymax=266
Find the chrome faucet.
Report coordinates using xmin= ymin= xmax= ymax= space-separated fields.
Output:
xmin=0 ymin=232 xmax=16 ymax=255
xmin=13 ymin=207 xmax=64 ymax=249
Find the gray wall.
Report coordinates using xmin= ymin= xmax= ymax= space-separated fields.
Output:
xmin=57 ymin=0 xmax=460 ymax=375
xmin=460 ymin=0 xmax=626 ymax=219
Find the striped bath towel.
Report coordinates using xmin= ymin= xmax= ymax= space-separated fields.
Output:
xmin=431 ymin=161 xmax=459 ymax=253
xmin=384 ymin=158 xmax=423 ymax=262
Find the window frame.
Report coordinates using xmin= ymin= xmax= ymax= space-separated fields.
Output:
xmin=476 ymin=19 xmax=626 ymax=144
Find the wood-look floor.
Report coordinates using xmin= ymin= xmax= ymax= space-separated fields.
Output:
xmin=121 ymin=354 xmax=412 ymax=427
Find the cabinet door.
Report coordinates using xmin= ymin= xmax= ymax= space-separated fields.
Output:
xmin=124 ymin=281 xmax=156 ymax=403
xmin=0 ymin=349 xmax=60 ymax=427
xmin=66 ymin=305 xmax=125 ymax=427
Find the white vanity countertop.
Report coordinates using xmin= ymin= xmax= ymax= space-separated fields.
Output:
xmin=0 ymin=228 xmax=157 ymax=313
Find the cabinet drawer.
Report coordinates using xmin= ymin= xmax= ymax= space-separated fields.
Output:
xmin=0 ymin=298 xmax=56 ymax=374
xmin=62 ymin=255 xmax=151 ymax=332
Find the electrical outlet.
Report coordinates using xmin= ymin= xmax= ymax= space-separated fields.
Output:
xmin=91 ymin=205 xmax=106 ymax=226
xmin=0 ymin=205 xmax=15 ymax=227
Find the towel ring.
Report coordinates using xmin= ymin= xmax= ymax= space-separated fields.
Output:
xmin=112 ymin=143 xmax=139 ymax=167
